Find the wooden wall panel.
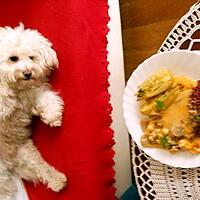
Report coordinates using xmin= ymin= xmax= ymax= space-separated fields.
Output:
xmin=120 ymin=0 xmax=197 ymax=80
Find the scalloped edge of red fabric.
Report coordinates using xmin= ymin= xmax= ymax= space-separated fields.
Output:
xmin=97 ymin=1 xmax=117 ymax=199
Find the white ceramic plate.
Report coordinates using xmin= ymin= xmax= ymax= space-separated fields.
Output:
xmin=123 ymin=50 xmax=200 ymax=168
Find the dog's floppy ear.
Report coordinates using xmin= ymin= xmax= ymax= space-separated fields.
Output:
xmin=39 ymin=43 xmax=59 ymax=70
xmin=45 ymin=45 xmax=59 ymax=69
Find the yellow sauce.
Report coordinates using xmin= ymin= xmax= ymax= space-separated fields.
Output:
xmin=161 ymin=89 xmax=193 ymax=136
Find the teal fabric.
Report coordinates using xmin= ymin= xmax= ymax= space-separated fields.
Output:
xmin=120 ymin=184 xmax=140 ymax=200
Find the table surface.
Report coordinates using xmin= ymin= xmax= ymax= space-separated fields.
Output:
xmin=120 ymin=0 xmax=197 ymax=81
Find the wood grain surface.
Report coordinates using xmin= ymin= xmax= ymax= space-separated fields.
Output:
xmin=120 ymin=0 xmax=197 ymax=80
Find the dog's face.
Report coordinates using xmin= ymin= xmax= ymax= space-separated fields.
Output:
xmin=0 ymin=24 xmax=58 ymax=88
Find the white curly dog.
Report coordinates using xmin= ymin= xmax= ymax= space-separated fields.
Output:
xmin=0 ymin=24 xmax=67 ymax=200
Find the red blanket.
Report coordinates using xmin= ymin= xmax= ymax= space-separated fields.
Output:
xmin=0 ymin=1 xmax=116 ymax=200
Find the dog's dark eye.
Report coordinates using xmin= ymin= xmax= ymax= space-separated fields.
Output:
xmin=9 ymin=56 xmax=19 ymax=62
xmin=29 ymin=56 xmax=34 ymax=61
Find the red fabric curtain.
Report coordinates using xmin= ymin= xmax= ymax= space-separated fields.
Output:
xmin=0 ymin=1 xmax=116 ymax=200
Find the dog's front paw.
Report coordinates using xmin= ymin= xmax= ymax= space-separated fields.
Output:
xmin=48 ymin=172 xmax=67 ymax=192
xmin=41 ymin=111 xmax=62 ymax=127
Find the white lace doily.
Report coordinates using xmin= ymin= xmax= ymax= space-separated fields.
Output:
xmin=132 ymin=2 xmax=200 ymax=200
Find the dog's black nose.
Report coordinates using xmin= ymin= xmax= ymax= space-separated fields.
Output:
xmin=23 ymin=71 xmax=32 ymax=80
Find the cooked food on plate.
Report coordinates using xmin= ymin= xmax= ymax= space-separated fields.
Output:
xmin=137 ymin=69 xmax=200 ymax=153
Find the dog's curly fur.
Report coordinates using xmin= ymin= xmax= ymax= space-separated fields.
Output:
xmin=0 ymin=24 xmax=67 ymax=200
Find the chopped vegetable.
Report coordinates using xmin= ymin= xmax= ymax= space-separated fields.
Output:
xmin=137 ymin=69 xmax=173 ymax=100
xmin=160 ymin=135 xmax=171 ymax=149
xmin=194 ymin=115 xmax=200 ymax=122
xmin=156 ymin=100 xmax=165 ymax=110
xmin=139 ymin=86 xmax=180 ymax=116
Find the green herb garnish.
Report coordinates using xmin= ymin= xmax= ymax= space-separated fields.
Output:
xmin=194 ymin=115 xmax=200 ymax=122
xmin=160 ymin=135 xmax=171 ymax=149
xmin=156 ymin=100 xmax=165 ymax=110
